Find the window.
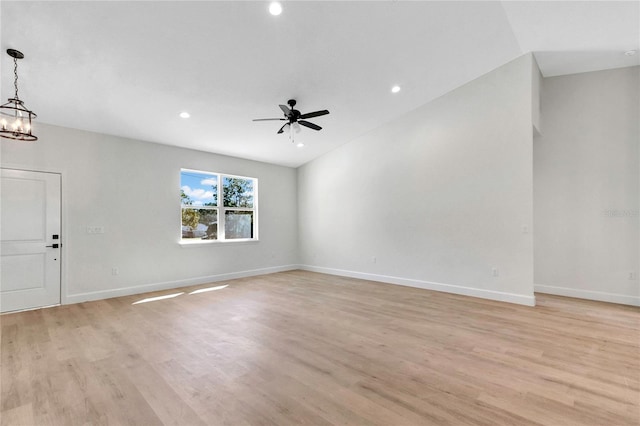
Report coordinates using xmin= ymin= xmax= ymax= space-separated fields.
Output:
xmin=180 ymin=169 xmax=257 ymax=243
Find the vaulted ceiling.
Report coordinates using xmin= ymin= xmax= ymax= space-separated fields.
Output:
xmin=2 ymin=1 xmax=638 ymax=167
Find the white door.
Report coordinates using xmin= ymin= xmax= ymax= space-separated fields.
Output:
xmin=1 ymin=169 xmax=61 ymax=312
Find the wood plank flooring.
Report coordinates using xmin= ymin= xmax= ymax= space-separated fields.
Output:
xmin=1 ymin=270 xmax=639 ymax=425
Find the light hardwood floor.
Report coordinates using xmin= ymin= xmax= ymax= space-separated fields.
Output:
xmin=1 ymin=270 xmax=639 ymax=425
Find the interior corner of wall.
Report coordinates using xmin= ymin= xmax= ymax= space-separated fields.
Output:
xmin=531 ymin=53 xmax=542 ymax=135
xmin=532 ymin=124 xmax=541 ymax=138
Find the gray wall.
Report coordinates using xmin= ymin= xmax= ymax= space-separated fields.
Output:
xmin=534 ymin=66 xmax=640 ymax=305
xmin=297 ymin=54 xmax=536 ymax=305
xmin=5 ymin=56 xmax=635 ymax=308
xmin=1 ymin=123 xmax=299 ymax=303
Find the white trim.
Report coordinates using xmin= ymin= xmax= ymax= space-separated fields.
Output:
xmin=535 ymin=284 xmax=640 ymax=307
xmin=66 ymin=264 xmax=299 ymax=304
xmin=179 ymin=239 xmax=259 ymax=247
xmin=300 ymin=265 xmax=536 ymax=306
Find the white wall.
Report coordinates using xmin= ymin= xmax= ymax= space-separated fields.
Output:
xmin=534 ymin=66 xmax=640 ymax=306
xmin=1 ymin=123 xmax=299 ymax=303
xmin=298 ymin=54 xmax=536 ymax=305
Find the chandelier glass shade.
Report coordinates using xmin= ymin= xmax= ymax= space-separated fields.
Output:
xmin=0 ymin=49 xmax=37 ymax=141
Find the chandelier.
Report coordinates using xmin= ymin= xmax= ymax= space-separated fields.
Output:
xmin=0 ymin=49 xmax=37 ymax=141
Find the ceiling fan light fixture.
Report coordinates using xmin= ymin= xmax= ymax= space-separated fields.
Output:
xmin=269 ymin=2 xmax=282 ymax=16
xmin=0 ymin=49 xmax=37 ymax=141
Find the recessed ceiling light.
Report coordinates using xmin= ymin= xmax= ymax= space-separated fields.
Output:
xmin=296 ymin=142 xmax=305 ymax=148
xmin=269 ymin=2 xmax=282 ymax=16
xmin=624 ymin=49 xmax=637 ymax=56
xmin=179 ymin=112 xmax=190 ymax=118
xmin=391 ymin=85 xmax=401 ymax=93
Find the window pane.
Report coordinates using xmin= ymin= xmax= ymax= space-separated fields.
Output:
xmin=224 ymin=211 xmax=253 ymax=239
xmin=182 ymin=208 xmax=218 ymax=240
xmin=223 ymin=177 xmax=254 ymax=208
xmin=181 ymin=170 xmax=218 ymax=207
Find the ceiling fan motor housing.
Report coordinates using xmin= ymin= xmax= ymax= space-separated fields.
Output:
xmin=286 ymin=100 xmax=300 ymax=121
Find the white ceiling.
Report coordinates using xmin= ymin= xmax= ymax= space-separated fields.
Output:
xmin=2 ymin=1 xmax=638 ymax=167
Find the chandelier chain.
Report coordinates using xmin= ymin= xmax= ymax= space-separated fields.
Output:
xmin=13 ymin=57 xmax=19 ymax=100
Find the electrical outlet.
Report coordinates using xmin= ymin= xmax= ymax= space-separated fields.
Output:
xmin=492 ymin=267 xmax=499 ymax=277
xmin=630 ymin=272 xmax=637 ymax=280
xmin=87 ymin=226 xmax=105 ymax=234
xmin=111 ymin=268 xmax=119 ymax=276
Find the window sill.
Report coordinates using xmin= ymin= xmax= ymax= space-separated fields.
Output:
xmin=179 ymin=239 xmax=259 ymax=248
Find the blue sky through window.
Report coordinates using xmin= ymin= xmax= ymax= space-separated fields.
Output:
xmin=181 ymin=170 xmax=217 ymax=206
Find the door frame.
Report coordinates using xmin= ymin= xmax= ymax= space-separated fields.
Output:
xmin=1 ymin=165 xmax=66 ymax=310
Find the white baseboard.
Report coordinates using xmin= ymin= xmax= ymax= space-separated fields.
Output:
xmin=535 ymin=284 xmax=640 ymax=307
xmin=300 ymin=265 xmax=536 ymax=306
xmin=65 ymin=264 xmax=300 ymax=304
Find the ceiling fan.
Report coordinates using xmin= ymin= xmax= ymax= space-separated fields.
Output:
xmin=253 ymin=99 xmax=329 ymax=135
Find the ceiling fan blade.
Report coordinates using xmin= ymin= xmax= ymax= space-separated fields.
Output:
xmin=279 ymin=105 xmax=291 ymax=115
xmin=253 ymin=118 xmax=286 ymax=121
xmin=299 ymin=110 xmax=329 ymax=120
xmin=277 ymin=123 xmax=288 ymax=134
xmin=298 ymin=120 xmax=322 ymax=131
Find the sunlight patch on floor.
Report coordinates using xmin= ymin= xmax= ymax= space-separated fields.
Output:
xmin=189 ymin=285 xmax=228 ymax=295
xmin=132 ymin=292 xmax=184 ymax=305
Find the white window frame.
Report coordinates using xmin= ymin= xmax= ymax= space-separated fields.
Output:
xmin=180 ymin=168 xmax=258 ymax=245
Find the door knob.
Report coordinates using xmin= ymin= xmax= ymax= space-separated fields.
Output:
xmin=46 ymin=243 xmax=59 ymax=249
